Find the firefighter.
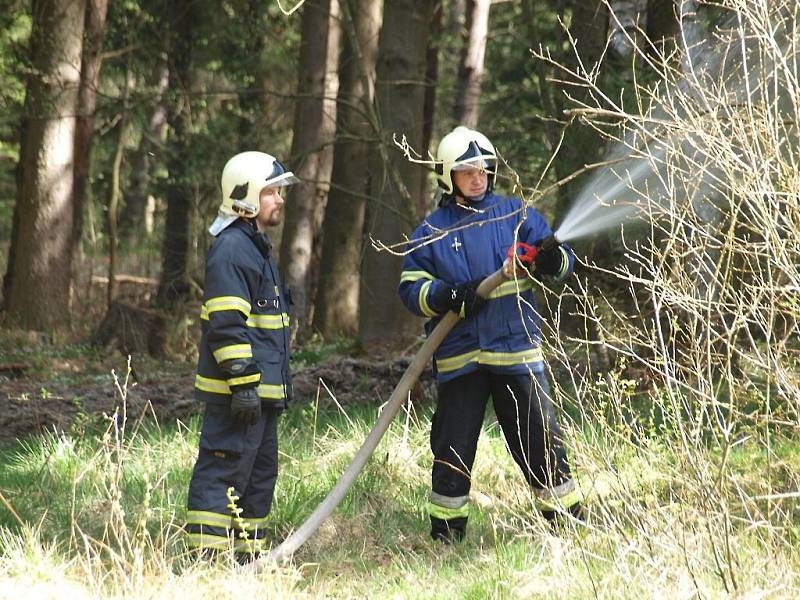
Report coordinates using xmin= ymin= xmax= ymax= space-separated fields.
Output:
xmin=398 ymin=126 xmax=583 ymax=543
xmin=186 ymin=151 xmax=297 ymax=558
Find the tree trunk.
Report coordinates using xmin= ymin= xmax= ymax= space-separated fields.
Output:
xmin=420 ymin=0 xmax=442 ymax=217
xmin=358 ymin=0 xmax=436 ymax=347
xmin=120 ymin=54 xmax=169 ymax=242
xmin=72 ymin=0 xmax=109 ymax=255
xmin=452 ymin=0 xmax=490 ymax=128
xmin=313 ymin=0 xmax=383 ymax=338
xmin=5 ymin=0 xmax=87 ymax=331
xmin=156 ymin=3 xmax=194 ymax=308
xmin=279 ymin=0 xmax=341 ymax=337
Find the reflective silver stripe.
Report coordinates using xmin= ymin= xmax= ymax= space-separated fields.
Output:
xmin=430 ymin=492 xmax=469 ymax=509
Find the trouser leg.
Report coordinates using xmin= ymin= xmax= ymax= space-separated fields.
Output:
xmin=490 ymin=371 xmax=582 ymax=519
xmin=238 ymin=407 xmax=280 ymax=548
xmin=430 ymin=371 xmax=490 ymax=541
xmin=186 ymin=402 xmax=267 ymax=553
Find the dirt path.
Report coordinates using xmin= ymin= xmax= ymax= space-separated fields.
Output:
xmin=0 ymin=357 xmax=435 ymax=444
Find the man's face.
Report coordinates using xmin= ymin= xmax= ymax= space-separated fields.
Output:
xmin=255 ymin=186 xmax=285 ymax=230
xmin=452 ymin=167 xmax=488 ymax=199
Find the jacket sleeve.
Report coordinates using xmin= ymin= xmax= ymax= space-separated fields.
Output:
xmin=201 ymin=246 xmax=261 ymax=389
xmin=521 ymin=207 xmax=576 ymax=283
xmin=397 ymin=224 xmax=450 ymax=318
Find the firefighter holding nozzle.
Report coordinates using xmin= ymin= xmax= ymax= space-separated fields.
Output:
xmin=398 ymin=126 xmax=583 ymax=543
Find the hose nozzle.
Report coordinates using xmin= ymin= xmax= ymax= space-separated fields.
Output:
xmin=538 ymin=234 xmax=560 ymax=251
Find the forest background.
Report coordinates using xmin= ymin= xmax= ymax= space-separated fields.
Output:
xmin=0 ymin=0 xmax=798 ymax=597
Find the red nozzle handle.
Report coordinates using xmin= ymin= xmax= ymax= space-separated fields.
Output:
xmin=507 ymin=242 xmax=538 ymax=267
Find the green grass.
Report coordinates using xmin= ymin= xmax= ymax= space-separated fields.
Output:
xmin=0 ymin=387 xmax=798 ymax=598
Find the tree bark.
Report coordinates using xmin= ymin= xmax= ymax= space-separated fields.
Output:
xmin=120 ymin=54 xmax=169 ymax=242
xmin=358 ymin=0 xmax=436 ymax=347
xmin=452 ymin=0 xmax=491 ymax=128
xmin=156 ymin=2 xmax=194 ymax=308
xmin=420 ymin=0 xmax=442 ymax=217
xmin=5 ymin=0 xmax=87 ymax=331
xmin=313 ymin=0 xmax=383 ymax=338
xmin=72 ymin=0 xmax=109 ymax=255
xmin=279 ymin=0 xmax=341 ymax=336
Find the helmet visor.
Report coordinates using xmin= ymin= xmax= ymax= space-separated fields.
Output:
xmin=264 ymin=160 xmax=300 ymax=188
xmin=451 ymin=141 xmax=496 ymax=173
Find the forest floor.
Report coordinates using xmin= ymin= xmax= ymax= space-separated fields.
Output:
xmin=0 ymin=345 xmax=435 ymax=445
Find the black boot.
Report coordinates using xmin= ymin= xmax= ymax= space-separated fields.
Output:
xmin=431 ymin=516 xmax=467 ymax=544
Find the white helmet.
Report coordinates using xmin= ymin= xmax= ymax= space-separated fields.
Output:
xmin=435 ymin=126 xmax=497 ymax=196
xmin=210 ymin=151 xmax=298 ymax=236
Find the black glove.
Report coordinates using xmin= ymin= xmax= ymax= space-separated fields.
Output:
xmin=534 ymin=244 xmax=566 ymax=277
xmin=220 ymin=358 xmax=262 ymax=426
xmin=430 ymin=281 xmax=487 ymax=318
xmin=230 ymin=387 xmax=261 ymax=426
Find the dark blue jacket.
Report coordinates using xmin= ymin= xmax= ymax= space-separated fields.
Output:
xmin=195 ymin=219 xmax=292 ymax=407
xmin=398 ymin=193 xmax=574 ymax=382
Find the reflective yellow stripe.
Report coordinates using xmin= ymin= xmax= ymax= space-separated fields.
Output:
xmin=212 ymin=344 xmax=253 ymax=363
xmin=205 ymin=296 xmax=251 ymax=316
xmin=436 ymin=349 xmax=480 ymax=372
xmin=427 ymin=501 xmax=470 ymax=520
xmin=401 ymin=270 xmax=435 ymax=283
xmin=533 ymin=480 xmax=583 ymax=511
xmin=488 ymin=278 xmax=534 ymax=298
xmin=479 ymin=348 xmax=543 ymax=366
xmin=186 ymin=532 xmax=267 ymax=552
xmin=186 ymin=532 xmax=232 ymax=550
xmin=234 ymin=538 xmax=266 ymax=554
xmin=257 ymin=383 xmax=285 ymax=399
xmin=186 ymin=510 xmax=233 ymax=529
xmin=195 ymin=375 xmax=286 ymax=400
xmin=436 ymin=347 xmax=544 ymax=373
xmin=246 ymin=313 xmax=290 ymax=329
xmin=195 ymin=375 xmax=231 ymax=394
xmin=419 ymin=280 xmax=437 ymax=317
xmin=242 ymin=516 xmax=269 ymax=530
xmin=227 ymin=372 xmax=261 ymax=387
xmin=555 ymin=247 xmax=570 ymax=279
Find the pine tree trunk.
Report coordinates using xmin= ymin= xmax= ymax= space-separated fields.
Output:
xmin=120 ymin=55 xmax=169 ymax=242
xmin=279 ymin=0 xmax=341 ymax=336
xmin=358 ymin=0 xmax=436 ymax=347
xmin=313 ymin=0 xmax=383 ymax=338
xmin=156 ymin=3 xmax=194 ymax=308
xmin=72 ymin=0 xmax=109 ymax=255
xmin=5 ymin=0 xmax=87 ymax=331
xmin=420 ymin=0 xmax=442 ymax=218
xmin=452 ymin=0 xmax=490 ymax=128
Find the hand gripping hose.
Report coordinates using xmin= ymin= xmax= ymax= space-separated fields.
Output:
xmin=259 ymin=268 xmax=508 ymax=566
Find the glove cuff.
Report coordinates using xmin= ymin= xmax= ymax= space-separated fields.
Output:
xmin=219 ymin=358 xmax=261 ymax=391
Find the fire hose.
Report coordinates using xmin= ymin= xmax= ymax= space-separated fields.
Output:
xmin=260 ymin=238 xmax=556 ymax=566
